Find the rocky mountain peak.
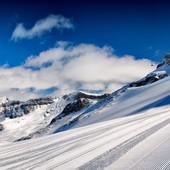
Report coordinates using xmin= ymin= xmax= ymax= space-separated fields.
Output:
xmin=157 ymin=53 xmax=170 ymax=68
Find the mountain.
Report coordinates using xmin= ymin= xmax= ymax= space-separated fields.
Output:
xmin=0 ymin=55 xmax=170 ymax=169
xmin=1 ymin=54 xmax=170 ymax=142
xmin=0 ymin=90 xmax=111 ymax=142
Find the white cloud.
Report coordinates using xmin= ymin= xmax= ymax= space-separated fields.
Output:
xmin=0 ymin=43 xmax=156 ymax=100
xmin=11 ymin=15 xmax=74 ymax=41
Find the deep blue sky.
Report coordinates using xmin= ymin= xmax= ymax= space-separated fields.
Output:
xmin=1 ymin=0 xmax=170 ymax=66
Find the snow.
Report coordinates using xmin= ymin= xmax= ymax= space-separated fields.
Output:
xmin=72 ymin=76 xmax=170 ymax=129
xmin=0 ymin=97 xmax=9 ymax=105
xmin=0 ymin=60 xmax=170 ymax=169
xmin=1 ymin=65 xmax=170 ymax=140
xmin=106 ymin=122 xmax=170 ymax=170
xmin=0 ymin=105 xmax=170 ymax=169
xmin=0 ymin=105 xmax=48 ymax=143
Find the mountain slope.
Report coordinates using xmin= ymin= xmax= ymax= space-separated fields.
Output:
xmin=0 ymin=105 xmax=169 ymax=170
xmin=45 ymin=55 xmax=170 ymax=132
xmin=0 ymin=55 xmax=170 ymax=169
xmin=0 ymin=55 xmax=170 ymax=142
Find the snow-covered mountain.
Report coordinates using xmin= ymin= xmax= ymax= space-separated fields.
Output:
xmin=0 ymin=90 xmax=110 ymax=142
xmin=0 ymin=54 xmax=170 ymax=169
xmin=0 ymin=54 xmax=170 ymax=143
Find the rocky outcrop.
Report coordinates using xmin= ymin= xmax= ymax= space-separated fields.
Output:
xmin=129 ymin=72 xmax=168 ymax=87
xmin=15 ymin=134 xmax=33 ymax=142
xmin=74 ymin=92 xmax=110 ymax=100
xmin=50 ymin=92 xmax=110 ymax=125
xmin=157 ymin=53 xmax=170 ymax=68
xmin=0 ymin=124 xmax=4 ymax=131
xmin=129 ymin=54 xmax=170 ymax=88
xmin=50 ymin=98 xmax=90 ymax=124
xmin=1 ymin=97 xmax=54 ymax=118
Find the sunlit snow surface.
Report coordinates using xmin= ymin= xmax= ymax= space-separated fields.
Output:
xmin=0 ymin=105 xmax=170 ymax=170
xmin=0 ymin=64 xmax=170 ymax=169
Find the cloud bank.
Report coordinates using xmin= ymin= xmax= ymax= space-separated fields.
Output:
xmin=11 ymin=15 xmax=74 ymax=41
xmin=0 ymin=43 xmax=156 ymax=100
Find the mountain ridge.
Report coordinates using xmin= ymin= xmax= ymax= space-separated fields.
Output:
xmin=0 ymin=55 xmax=170 ymax=142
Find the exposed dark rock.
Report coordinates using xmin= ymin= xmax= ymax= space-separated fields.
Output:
xmin=61 ymin=98 xmax=90 ymax=116
xmin=130 ymin=53 xmax=170 ymax=88
xmin=9 ymin=100 xmax=22 ymax=106
xmin=157 ymin=62 xmax=165 ymax=69
xmin=1 ymin=97 xmax=55 ymax=119
xmin=0 ymin=124 xmax=4 ymax=131
xmin=26 ymin=97 xmax=54 ymax=105
xmin=74 ymin=92 xmax=110 ymax=100
xmin=63 ymin=92 xmax=110 ymax=101
xmin=48 ymin=92 xmax=111 ymax=126
xmin=50 ymin=98 xmax=90 ymax=124
xmin=15 ymin=134 xmax=33 ymax=142
xmin=129 ymin=72 xmax=168 ymax=88
xmin=157 ymin=53 xmax=170 ymax=68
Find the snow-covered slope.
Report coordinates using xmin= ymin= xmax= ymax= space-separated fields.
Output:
xmin=0 ymin=55 xmax=170 ymax=169
xmin=0 ymin=91 xmax=108 ymax=142
xmin=0 ymin=105 xmax=170 ymax=170
xmin=0 ymin=55 xmax=170 ymax=142
xmin=41 ymin=55 xmax=170 ymax=133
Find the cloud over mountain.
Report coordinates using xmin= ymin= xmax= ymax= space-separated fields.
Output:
xmin=0 ymin=43 xmax=155 ymax=100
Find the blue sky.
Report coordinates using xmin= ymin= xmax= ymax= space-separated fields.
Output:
xmin=1 ymin=0 xmax=170 ymax=66
xmin=0 ymin=0 xmax=169 ymax=100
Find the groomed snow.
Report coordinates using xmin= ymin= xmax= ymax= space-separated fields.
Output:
xmin=0 ymin=63 xmax=170 ymax=169
xmin=107 ymin=122 xmax=170 ymax=170
xmin=0 ymin=105 xmax=170 ymax=170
